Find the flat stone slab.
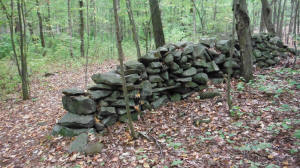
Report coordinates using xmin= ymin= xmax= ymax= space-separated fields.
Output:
xmin=92 ymin=72 xmax=122 ymax=85
xmin=68 ymin=133 xmax=88 ymax=153
xmin=62 ymin=88 xmax=86 ymax=96
xmin=58 ymin=112 xmax=94 ymax=128
xmin=62 ymin=96 xmax=96 ymax=115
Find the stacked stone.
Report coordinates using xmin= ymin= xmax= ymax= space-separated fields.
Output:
xmin=53 ymin=33 xmax=291 ymax=137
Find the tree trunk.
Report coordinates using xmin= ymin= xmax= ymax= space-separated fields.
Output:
xmin=68 ymin=0 xmax=73 ymax=58
xmin=126 ymin=0 xmax=141 ymax=59
xmin=113 ymin=0 xmax=136 ymax=139
xmin=273 ymin=0 xmax=277 ymax=29
xmin=46 ymin=0 xmax=52 ymax=33
xmin=287 ymin=0 xmax=295 ymax=43
xmin=261 ymin=0 xmax=276 ymax=34
xmin=36 ymin=0 xmax=45 ymax=48
xmin=234 ymin=0 xmax=253 ymax=82
xmin=278 ymin=0 xmax=286 ymax=38
xmin=259 ymin=7 xmax=266 ymax=33
xmin=79 ymin=0 xmax=85 ymax=58
xmin=18 ymin=0 xmax=30 ymax=100
xmin=213 ymin=0 xmax=217 ymax=21
xmin=293 ymin=0 xmax=299 ymax=67
xmin=193 ymin=4 xmax=197 ymax=42
xmin=276 ymin=0 xmax=282 ymax=33
xmin=149 ymin=0 xmax=165 ymax=48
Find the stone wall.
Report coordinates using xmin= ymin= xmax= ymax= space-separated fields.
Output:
xmin=52 ymin=33 xmax=291 ymax=137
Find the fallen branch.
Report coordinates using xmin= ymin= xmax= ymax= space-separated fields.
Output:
xmin=138 ymin=127 xmax=163 ymax=158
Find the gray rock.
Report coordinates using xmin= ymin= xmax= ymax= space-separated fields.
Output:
xmin=84 ymin=143 xmax=104 ymax=155
xmin=170 ymin=62 xmax=180 ymax=71
xmin=266 ymin=59 xmax=276 ymax=65
xmin=95 ymin=122 xmax=105 ymax=132
xmin=216 ymin=40 xmax=230 ymax=53
xmin=164 ymin=54 xmax=174 ymax=64
xmin=206 ymin=61 xmax=220 ymax=72
xmin=173 ymin=68 xmax=184 ymax=75
xmin=100 ymin=107 xmax=116 ymax=116
xmin=181 ymin=63 xmax=192 ymax=70
xmin=214 ymin=54 xmax=226 ymax=64
xmin=184 ymin=81 xmax=199 ymax=88
xmin=194 ymin=60 xmax=209 ymax=68
xmin=179 ymin=56 xmax=188 ymax=64
xmin=146 ymin=67 xmax=161 ymax=74
xmin=193 ymin=73 xmax=208 ymax=85
xmin=140 ymin=80 xmax=152 ymax=98
xmin=92 ymin=72 xmax=122 ymax=85
xmin=253 ymin=49 xmax=262 ymax=58
xmin=111 ymin=99 xmax=135 ymax=107
xmin=224 ymin=60 xmax=240 ymax=69
xmin=52 ymin=125 xmax=92 ymax=137
xmin=117 ymin=108 xmax=135 ymax=115
xmin=104 ymin=91 xmax=121 ymax=101
xmin=152 ymin=83 xmax=181 ymax=92
xmin=151 ymin=95 xmax=168 ymax=109
xmin=68 ymin=133 xmax=88 ymax=153
xmin=182 ymin=67 xmax=197 ymax=77
xmin=62 ymin=96 xmax=96 ymax=115
xmin=183 ymin=44 xmax=194 ymax=55
xmin=170 ymin=93 xmax=181 ymax=102
xmin=150 ymin=62 xmax=163 ymax=68
xmin=62 ymin=88 xmax=85 ymax=96
xmin=175 ymin=77 xmax=192 ymax=83
xmin=89 ymin=90 xmax=112 ymax=100
xmin=161 ymin=71 xmax=169 ymax=81
xmin=149 ymin=75 xmax=164 ymax=83
xmin=139 ymin=53 xmax=160 ymax=64
xmin=88 ymin=84 xmax=112 ymax=90
xmin=58 ymin=112 xmax=94 ymax=128
xmin=211 ymin=78 xmax=224 ymax=84
xmin=192 ymin=44 xmax=206 ymax=59
xmin=125 ymin=60 xmax=145 ymax=72
xmin=173 ymin=50 xmax=182 ymax=60
xmin=102 ymin=115 xmax=118 ymax=126
xmin=125 ymin=74 xmax=140 ymax=84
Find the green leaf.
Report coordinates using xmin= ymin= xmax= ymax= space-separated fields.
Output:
xmin=171 ymin=160 xmax=183 ymax=166
xmin=294 ymin=130 xmax=300 ymax=139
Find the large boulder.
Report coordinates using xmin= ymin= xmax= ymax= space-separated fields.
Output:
xmin=139 ymin=52 xmax=160 ymax=64
xmin=89 ymin=90 xmax=112 ymax=100
xmin=92 ymin=72 xmax=122 ymax=86
xmin=62 ymin=88 xmax=86 ymax=96
xmin=88 ymin=84 xmax=112 ymax=90
xmin=62 ymin=96 xmax=96 ymax=115
xmin=125 ymin=60 xmax=145 ymax=72
xmin=52 ymin=125 xmax=93 ymax=137
xmin=99 ymin=107 xmax=116 ymax=116
xmin=58 ymin=112 xmax=94 ymax=128
xmin=182 ymin=67 xmax=197 ymax=77
xmin=216 ymin=40 xmax=231 ymax=54
xmin=68 ymin=133 xmax=88 ymax=153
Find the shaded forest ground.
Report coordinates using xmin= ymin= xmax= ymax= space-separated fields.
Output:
xmin=0 ymin=57 xmax=299 ymax=168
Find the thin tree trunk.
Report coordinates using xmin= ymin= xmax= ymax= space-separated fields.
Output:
xmin=279 ymin=0 xmax=286 ymax=38
xmin=213 ymin=0 xmax=217 ymax=21
xmin=149 ymin=0 xmax=165 ymax=48
xmin=46 ymin=0 xmax=52 ymax=33
xmin=68 ymin=0 xmax=73 ymax=58
xmin=293 ymin=0 xmax=299 ymax=67
xmin=85 ymin=0 xmax=90 ymax=88
xmin=276 ymin=0 xmax=282 ymax=33
xmin=261 ymin=0 xmax=276 ymax=34
xmin=287 ymin=0 xmax=295 ymax=43
xmin=79 ymin=0 xmax=85 ymax=58
xmin=113 ymin=0 xmax=136 ymax=139
xmin=193 ymin=4 xmax=197 ymax=42
xmin=235 ymin=0 xmax=253 ymax=82
xmin=273 ymin=0 xmax=277 ymax=28
xmin=36 ymin=0 xmax=45 ymax=48
xmin=126 ymin=0 xmax=141 ymax=59
xmin=18 ymin=0 xmax=30 ymax=100
xmin=259 ymin=7 xmax=266 ymax=33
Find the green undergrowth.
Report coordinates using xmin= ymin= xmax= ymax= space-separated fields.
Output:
xmin=0 ymin=35 xmax=140 ymax=100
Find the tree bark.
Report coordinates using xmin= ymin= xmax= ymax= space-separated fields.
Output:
xmin=287 ymin=0 xmax=294 ymax=43
xmin=126 ymin=0 xmax=141 ymax=59
xmin=293 ymin=0 xmax=299 ymax=67
xmin=278 ymin=0 xmax=286 ymax=38
xmin=276 ymin=0 xmax=282 ymax=33
xmin=234 ymin=0 xmax=253 ymax=82
xmin=149 ymin=0 xmax=165 ymax=48
xmin=68 ymin=0 xmax=73 ymax=58
xmin=36 ymin=0 xmax=45 ymax=48
xmin=193 ymin=4 xmax=197 ymax=42
xmin=259 ymin=7 xmax=266 ymax=33
xmin=261 ymin=0 xmax=276 ymax=34
xmin=113 ymin=0 xmax=136 ymax=139
xmin=79 ymin=0 xmax=85 ymax=58
xmin=46 ymin=0 xmax=52 ymax=33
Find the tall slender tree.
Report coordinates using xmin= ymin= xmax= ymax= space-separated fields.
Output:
xmin=149 ymin=0 xmax=165 ymax=48
xmin=36 ymin=0 xmax=45 ymax=48
xmin=79 ymin=0 xmax=84 ymax=58
xmin=67 ymin=0 xmax=73 ymax=58
xmin=235 ymin=0 xmax=253 ymax=82
xmin=113 ymin=0 xmax=136 ymax=139
xmin=126 ymin=0 xmax=141 ymax=59
xmin=261 ymin=0 xmax=276 ymax=34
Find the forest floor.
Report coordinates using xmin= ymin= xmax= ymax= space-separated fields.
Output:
xmin=0 ymin=58 xmax=299 ymax=168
